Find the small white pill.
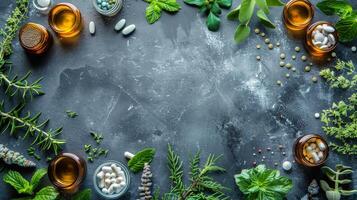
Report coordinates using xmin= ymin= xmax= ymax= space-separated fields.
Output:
xmin=102 ymin=166 xmax=112 ymax=173
xmin=317 ymin=141 xmax=326 ymax=151
xmin=102 ymin=188 xmax=109 ymax=194
xmin=282 ymin=161 xmax=292 ymax=171
xmin=124 ymin=151 xmax=135 ymax=159
xmin=89 ymin=21 xmax=95 ymax=35
xmin=314 ymin=113 xmax=320 ymax=119
xmin=122 ymin=24 xmax=136 ymax=36
xmin=311 ymin=152 xmax=320 ymax=163
xmin=352 ymin=46 xmax=356 ymax=52
xmin=114 ymin=19 xmax=126 ymax=31
xmin=105 ymin=178 xmax=111 ymax=186
xmin=98 ymin=179 xmax=105 ymax=188
xmin=318 ymin=151 xmax=324 ymax=159
xmin=323 ymin=25 xmax=335 ymax=33
xmin=97 ymin=171 xmax=104 ymax=179
xmin=120 ymin=182 xmax=126 ymax=186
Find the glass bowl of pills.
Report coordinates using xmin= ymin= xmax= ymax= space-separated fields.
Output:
xmin=92 ymin=0 xmax=123 ymax=17
xmin=293 ymin=134 xmax=329 ymax=167
xmin=93 ymin=160 xmax=130 ymax=199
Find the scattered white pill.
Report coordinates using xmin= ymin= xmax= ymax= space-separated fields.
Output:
xmin=114 ymin=19 xmax=126 ymax=31
xmin=282 ymin=161 xmax=292 ymax=171
xmin=352 ymin=46 xmax=356 ymax=52
xmin=314 ymin=113 xmax=320 ymax=119
xmin=122 ymin=24 xmax=136 ymax=36
xmin=89 ymin=21 xmax=95 ymax=35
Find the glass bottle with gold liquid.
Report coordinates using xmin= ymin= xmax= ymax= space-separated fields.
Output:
xmin=19 ymin=22 xmax=52 ymax=55
xmin=48 ymin=3 xmax=82 ymax=38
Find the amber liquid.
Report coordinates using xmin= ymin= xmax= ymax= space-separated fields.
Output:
xmin=287 ymin=2 xmax=311 ymax=26
xmin=54 ymin=10 xmax=76 ymax=31
xmin=53 ymin=157 xmax=79 ymax=187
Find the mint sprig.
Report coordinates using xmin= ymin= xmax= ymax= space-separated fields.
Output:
xmin=145 ymin=0 xmax=181 ymax=24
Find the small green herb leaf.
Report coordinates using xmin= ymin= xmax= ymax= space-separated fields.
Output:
xmin=157 ymin=0 xmax=181 ymax=12
xmin=227 ymin=5 xmax=240 ymax=20
xmin=257 ymin=9 xmax=276 ymax=28
xmin=183 ymin=0 xmax=204 ymax=7
xmin=90 ymin=131 xmax=103 ymax=144
xmin=316 ymin=0 xmax=353 ymax=18
xmin=336 ymin=15 xmax=357 ymax=43
xmin=239 ymin=0 xmax=256 ymax=24
xmin=146 ymin=2 xmax=162 ymax=24
xmin=217 ymin=0 xmax=232 ymax=9
xmin=234 ymin=24 xmax=250 ymax=43
xmin=128 ymin=148 xmax=156 ymax=173
xmin=32 ymin=186 xmax=59 ymax=200
xmin=66 ymin=110 xmax=78 ymax=118
xmin=206 ymin=12 xmax=221 ymax=31
xmin=256 ymin=0 xmax=269 ymax=14
xmin=30 ymin=168 xmax=47 ymax=191
xmin=3 ymin=170 xmax=33 ymax=195
xmin=211 ymin=2 xmax=222 ymax=16
xmin=266 ymin=0 xmax=284 ymax=6
xmin=73 ymin=189 xmax=92 ymax=200
xmin=320 ymin=180 xmax=332 ymax=192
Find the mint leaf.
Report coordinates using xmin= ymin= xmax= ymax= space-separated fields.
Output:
xmin=206 ymin=12 xmax=221 ymax=31
xmin=128 ymin=148 xmax=156 ymax=173
xmin=146 ymin=3 xmax=162 ymax=24
xmin=211 ymin=2 xmax=222 ymax=16
xmin=73 ymin=189 xmax=92 ymax=200
xmin=256 ymin=0 xmax=269 ymax=14
xmin=33 ymin=186 xmax=59 ymax=200
xmin=257 ymin=9 xmax=275 ymax=28
xmin=184 ymin=0 xmax=204 ymax=7
xmin=157 ymin=0 xmax=181 ymax=12
xmin=316 ymin=0 xmax=353 ymax=18
xmin=30 ymin=168 xmax=47 ymax=191
xmin=227 ymin=5 xmax=240 ymax=20
xmin=336 ymin=15 xmax=357 ymax=42
xmin=234 ymin=24 xmax=250 ymax=43
xmin=266 ymin=0 xmax=284 ymax=6
xmin=217 ymin=0 xmax=232 ymax=9
xmin=239 ymin=0 xmax=256 ymax=24
xmin=3 ymin=171 xmax=33 ymax=195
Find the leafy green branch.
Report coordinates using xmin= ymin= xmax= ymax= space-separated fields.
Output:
xmin=227 ymin=0 xmax=284 ymax=43
xmin=0 ymin=102 xmax=65 ymax=155
xmin=145 ymin=0 xmax=181 ymax=24
xmin=320 ymin=60 xmax=357 ymax=89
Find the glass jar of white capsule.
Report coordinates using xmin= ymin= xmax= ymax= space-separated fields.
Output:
xmin=92 ymin=0 xmax=123 ymax=17
xmin=93 ymin=160 xmax=130 ymax=199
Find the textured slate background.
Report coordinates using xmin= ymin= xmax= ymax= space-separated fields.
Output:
xmin=0 ymin=0 xmax=356 ymax=199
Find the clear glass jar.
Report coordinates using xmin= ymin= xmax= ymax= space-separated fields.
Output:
xmin=19 ymin=22 xmax=52 ymax=55
xmin=305 ymin=21 xmax=338 ymax=58
xmin=93 ymin=160 xmax=130 ymax=199
xmin=33 ymin=0 xmax=52 ymax=14
xmin=48 ymin=153 xmax=86 ymax=194
xmin=282 ymin=0 xmax=314 ymax=38
xmin=293 ymin=134 xmax=329 ymax=167
xmin=92 ymin=0 xmax=123 ymax=17
xmin=48 ymin=3 xmax=83 ymax=38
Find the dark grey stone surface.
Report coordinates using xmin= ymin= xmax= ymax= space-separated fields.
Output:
xmin=0 ymin=0 xmax=356 ymax=199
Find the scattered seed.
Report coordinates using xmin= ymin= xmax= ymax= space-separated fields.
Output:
xmin=274 ymin=162 xmax=278 ymax=166
xmin=301 ymin=55 xmax=307 ymax=61
xmin=351 ymin=46 xmax=356 ymax=52
xmin=277 ymin=80 xmax=282 ymax=86
xmin=292 ymin=55 xmax=296 ymax=60
xmin=285 ymin=63 xmax=292 ymax=69
xmin=253 ymin=153 xmax=257 ymax=156
xmin=309 ymin=62 xmax=313 ymax=66
xmin=304 ymin=66 xmax=311 ymax=72
xmin=262 ymin=156 xmax=266 ymax=159
xmin=268 ymin=44 xmax=274 ymax=49
xmin=258 ymin=149 xmax=262 ymax=153
xmin=253 ymin=161 xmax=257 ymax=166
xmin=256 ymin=44 xmax=261 ymax=49
xmin=278 ymin=145 xmax=284 ymax=149
xmin=312 ymin=76 xmax=318 ymax=83
xmin=292 ymin=67 xmax=296 ymax=72
xmin=264 ymin=38 xmax=270 ymax=44
xmin=276 ymin=42 xmax=280 ymax=47
xmin=280 ymin=53 xmax=286 ymax=59
xmin=256 ymin=56 xmax=261 ymax=61
xmin=327 ymin=58 xmax=331 ymax=62
xmin=295 ymin=46 xmax=301 ymax=52
xmin=286 ymin=73 xmax=290 ymax=78
xmin=314 ymin=112 xmax=320 ymax=119
xmin=279 ymin=61 xmax=285 ymax=67
xmin=267 ymin=147 xmax=271 ymax=151
xmin=331 ymin=52 xmax=336 ymax=57
xmin=282 ymin=152 xmax=286 ymax=156
xmin=271 ymin=151 xmax=274 ymax=155
xmin=260 ymin=32 xmax=266 ymax=37
xmin=254 ymin=28 xmax=260 ymax=34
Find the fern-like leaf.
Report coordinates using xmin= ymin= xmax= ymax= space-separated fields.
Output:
xmin=189 ymin=150 xmax=200 ymax=180
xmin=167 ymin=144 xmax=184 ymax=194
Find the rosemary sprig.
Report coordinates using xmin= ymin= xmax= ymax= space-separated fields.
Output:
xmin=0 ymin=102 xmax=65 ymax=154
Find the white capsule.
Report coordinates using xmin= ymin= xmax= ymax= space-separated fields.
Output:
xmin=311 ymin=152 xmax=320 ymax=163
xmin=282 ymin=161 xmax=292 ymax=171
xmin=102 ymin=188 xmax=109 ymax=194
xmin=105 ymin=172 xmax=111 ymax=178
xmin=122 ymin=24 xmax=136 ymax=36
xmin=97 ymin=171 xmax=104 ymax=179
xmin=352 ymin=46 xmax=356 ymax=52
xmin=306 ymin=146 xmax=313 ymax=152
xmin=124 ymin=151 xmax=135 ymax=159
xmin=317 ymin=141 xmax=327 ymax=151
xmin=115 ymin=19 xmax=126 ymax=31
xmin=98 ymin=178 xmax=105 ymax=188
xmin=120 ymin=182 xmax=126 ymax=186
xmin=316 ymin=25 xmax=323 ymax=31
xmin=314 ymin=32 xmax=325 ymax=42
xmin=320 ymin=45 xmax=329 ymax=50
xmin=313 ymin=40 xmax=322 ymax=47
xmin=102 ymin=166 xmax=112 ymax=173
xmin=111 ymin=165 xmax=122 ymax=176
xmin=89 ymin=21 xmax=95 ymax=35
xmin=115 ymin=177 xmax=122 ymax=183
xmin=323 ymin=25 xmax=335 ymax=33
xmin=328 ymin=34 xmax=335 ymax=44
xmin=105 ymin=178 xmax=111 ymax=186
xmin=322 ymin=37 xmax=328 ymax=45
xmin=314 ymin=113 xmax=320 ymax=119
xmin=318 ymin=151 xmax=324 ymax=159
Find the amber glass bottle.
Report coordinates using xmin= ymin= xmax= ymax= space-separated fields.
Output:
xmin=48 ymin=3 xmax=82 ymax=38
xmin=283 ymin=0 xmax=314 ymax=37
xmin=48 ymin=153 xmax=86 ymax=194
xmin=19 ymin=22 xmax=51 ymax=55
xmin=293 ymin=134 xmax=329 ymax=167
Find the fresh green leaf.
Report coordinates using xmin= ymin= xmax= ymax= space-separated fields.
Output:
xmin=326 ymin=190 xmax=341 ymax=200
xmin=32 ymin=186 xmax=59 ymax=200
xmin=128 ymin=148 xmax=156 ymax=173
xmin=167 ymin=144 xmax=184 ymax=193
xmin=256 ymin=0 xmax=269 ymax=14
xmin=320 ymin=180 xmax=332 ymax=192
xmin=30 ymin=168 xmax=47 ymax=191
xmin=227 ymin=5 xmax=240 ymax=20
xmin=184 ymin=0 xmax=204 ymax=7
xmin=316 ymin=0 xmax=353 ymax=18
xmin=3 ymin=170 xmax=33 ymax=195
xmin=157 ymin=0 xmax=181 ymax=12
xmin=266 ymin=0 xmax=284 ymax=6
xmin=217 ymin=0 xmax=232 ymax=9
xmin=72 ymin=189 xmax=92 ymax=200
xmin=146 ymin=3 xmax=162 ymax=24
xmin=206 ymin=12 xmax=221 ymax=31
xmin=90 ymin=131 xmax=104 ymax=144
xmin=234 ymin=24 xmax=250 ymax=43
xmin=66 ymin=110 xmax=78 ymax=118
xmin=340 ymin=189 xmax=357 ymax=196
xmin=239 ymin=0 xmax=256 ymax=24
xmin=211 ymin=2 xmax=222 ymax=15
xmin=336 ymin=15 xmax=357 ymax=43
xmin=257 ymin=9 xmax=275 ymax=28
xmin=234 ymin=165 xmax=293 ymax=200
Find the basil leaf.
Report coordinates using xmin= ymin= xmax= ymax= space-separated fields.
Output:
xmin=316 ymin=0 xmax=353 ymax=18
xmin=266 ymin=0 xmax=284 ymax=6
xmin=30 ymin=169 xmax=47 ymax=191
xmin=184 ymin=0 xmax=205 ymax=7
xmin=206 ymin=12 xmax=221 ymax=31
xmin=157 ymin=0 xmax=181 ymax=12
xmin=33 ymin=186 xmax=58 ymax=200
xmin=217 ymin=0 xmax=232 ymax=9
xmin=234 ymin=24 xmax=250 ymax=43
xmin=211 ymin=2 xmax=222 ymax=16
xmin=256 ymin=0 xmax=269 ymax=14
xmin=227 ymin=5 xmax=240 ymax=20
xmin=146 ymin=2 xmax=162 ymax=24
xmin=336 ymin=15 xmax=357 ymax=42
xmin=257 ymin=9 xmax=275 ymax=28
xmin=239 ymin=0 xmax=256 ymax=24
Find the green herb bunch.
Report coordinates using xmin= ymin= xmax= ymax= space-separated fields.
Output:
xmin=144 ymin=0 xmax=181 ymax=24
xmin=320 ymin=164 xmax=357 ymax=200
xmin=84 ymin=131 xmax=108 ymax=162
xmin=3 ymin=168 xmax=59 ymax=200
xmin=321 ymin=93 xmax=357 ymax=155
xmin=154 ymin=144 xmax=228 ymax=200
xmin=184 ymin=0 xmax=232 ymax=31
xmin=317 ymin=0 xmax=357 ymax=42
xmin=128 ymin=148 xmax=156 ymax=173
xmin=320 ymin=60 xmax=357 ymax=89
xmin=227 ymin=0 xmax=284 ymax=43
xmin=234 ymin=164 xmax=293 ymax=200
xmin=0 ymin=102 xmax=65 ymax=155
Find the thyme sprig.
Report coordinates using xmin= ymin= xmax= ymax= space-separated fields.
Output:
xmin=320 ymin=60 xmax=357 ymax=89
xmin=0 ymin=102 xmax=65 ymax=154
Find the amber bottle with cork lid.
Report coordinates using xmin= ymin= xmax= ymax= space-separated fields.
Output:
xmin=48 ymin=153 xmax=86 ymax=194
xmin=48 ymin=3 xmax=82 ymax=38
xmin=283 ymin=0 xmax=314 ymax=37
xmin=19 ymin=22 xmax=52 ymax=55
xmin=293 ymin=134 xmax=329 ymax=167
